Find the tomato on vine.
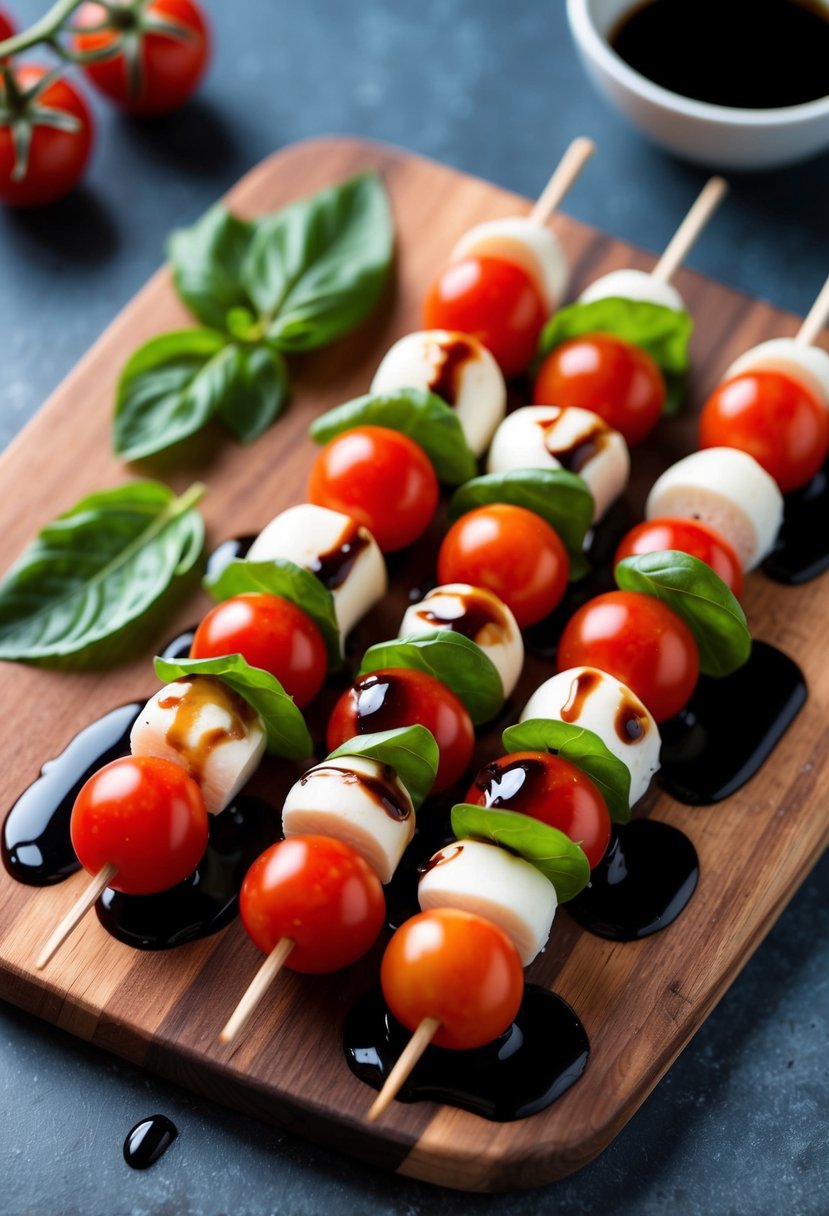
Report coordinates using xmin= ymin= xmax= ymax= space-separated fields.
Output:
xmin=0 ymin=65 xmax=93 ymax=207
xmin=0 ymin=9 xmax=16 ymax=52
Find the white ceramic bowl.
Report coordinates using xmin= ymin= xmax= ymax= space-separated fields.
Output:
xmin=566 ymin=0 xmax=829 ymax=170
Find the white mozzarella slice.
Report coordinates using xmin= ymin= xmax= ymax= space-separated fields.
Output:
xmin=399 ymin=583 xmax=524 ymax=699
xmin=521 ymin=666 xmax=660 ymax=807
xmin=369 ymin=329 xmax=506 ymax=457
xmin=247 ymin=503 xmax=387 ymax=647
xmin=449 ymin=217 xmax=568 ymax=312
xmin=281 ymin=755 xmax=414 ymax=884
xmin=418 ymin=838 xmax=557 ymax=965
xmin=578 ymin=268 xmax=685 ymax=313
xmin=722 ymin=338 xmax=829 ymax=410
xmin=645 ymin=447 xmax=784 ymax=571
xmin=486 ymin=405 xmax=630 ymax=521
xmin=130 ymin=676 xmax=266 ymax=815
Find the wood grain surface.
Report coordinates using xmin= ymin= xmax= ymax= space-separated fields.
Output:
xmin=0 ymin=137 xmax=827 ymax=1193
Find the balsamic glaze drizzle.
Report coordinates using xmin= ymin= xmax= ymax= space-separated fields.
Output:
xmin=123 ymin=1115 xmax=178 ymax=1170
xmin=763 ymin=462 xmax=829 ymax=586
xmin=204 ymin=534 xmax=255 ymax=583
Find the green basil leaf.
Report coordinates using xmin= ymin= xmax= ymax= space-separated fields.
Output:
xmin=216 ymin=345 xmax=289 ymax=443
xmin=326 ymin=725 xmax=439 ymax=811
xmin=447 ymin=468 xmax=594 ymax=558
xmin=168 ymin=204 xmax=256 ymax=333
xmin=155 ymin=653 xmax=312 ymax=760
xmin=203 ymin=557 xmax=341 ymax=670
xmin=243 ymin=172 xmax=394 ymax=353
xmin=114 ymin=328 xmax=238 ymax=460
xmin=358 ymin=631 xmax=503 ymax=726
xmin=537 ymin=297 xmax=693 ymax=377
xmin=310 ymin=388 xmax=477 ymax=485
xmin=615 ymin=550 xmax=752 ymax=678
xmin=450 ymin=803 xmax=590 ymax=902
xmin=502 ymin=718 xmax=632 ymax=823
xmin=0 ymin=480 xmax=204 ymax=663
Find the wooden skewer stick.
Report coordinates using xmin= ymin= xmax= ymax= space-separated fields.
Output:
xmin=219 ymin=937 xmax=295 ymax=1046
xmin=36 ymin=862 xmax=117 ymax=970
xmin=652 ymin=176 xmax=728 ymax=284
xmin=529 ymin=137 xmax=595 ymax=227
xmin=796 ymin=271 xmax=829 ymax=347
xmin=367 ymin=1016 xmax=441 ymax=1122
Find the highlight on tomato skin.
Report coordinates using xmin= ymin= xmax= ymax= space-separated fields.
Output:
xmin=614 ymin=518 xmax=744 ymax=599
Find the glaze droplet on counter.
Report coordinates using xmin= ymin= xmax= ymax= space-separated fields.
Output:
xmin=123 ymin=1115 xmax=178 ymax=1170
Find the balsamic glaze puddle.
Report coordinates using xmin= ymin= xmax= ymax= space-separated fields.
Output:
xmin=204 ymin=534 xmax=255 ymax=583
xmin=568 ymin=821 xmax=699 ymax=942
xmin=159 ymin=627 xmax=197 ymax=662
xmin=343 ymin=984 xmax=589 ymax=1121
xmin=96 ymin=796 xmax=280 ymax=950
xmin=123 ymin=1115 xmax=178 ymax=1170
xmin=659 ymin=642 xmax=807 ymax=805
xmin=763 ymin=463 xmax=829 ymax=585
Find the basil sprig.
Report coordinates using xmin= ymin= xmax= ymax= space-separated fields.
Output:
xmin=537 ymin=297 xmax=693 ymax=415
xmin=450 ymin=803 xmax=590 ymax=902
xmin=358 ymin=631 xmax=503 ymax=726
xmin=0 ymin=480 xmax=204 ymax=664
xmin=615 ymin=550 xmax=751 ymax=678
xmin=502 ymin=719 xmax=632 ymax=823
xmin=447 ymin=468 xmax=594 ymax=559
xmin=327 ymin=725 xmax=439 ymax=811
xmin=309 ymin=388 xmax=478 ymax=485
xmin=155 ymin=654 xmax=313 ymax=760
xmin=203 ymin=557 xmax=341 ymax=669
xmin=114 ymin=173 xmax=394 ymax=461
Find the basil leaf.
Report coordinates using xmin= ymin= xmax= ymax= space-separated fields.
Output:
xmin=114 ymin=328 xmax=238 ymax=460
xmin=538 ymin=297 xmax=693 ymax=376
xmin=502 ymin=718 xmax=632 ymax=823
xmin=616 ymin=550 xmax=751 ymax=678
xmin=310 ymin=388 xmax=477 ymax=485
xmin=168 ymin=204 xmax=256 ymax=333
xmin=155 ymin=653 xmax=312 ymax=760
xmin=447 ymin=468 xmax=594 ymax=558
xmin=0 ymin=481 xmax=204 ymax=663
xmin=358 ymin=631 xmax=503 ymax=726
xmin=203 ymin=557 xmax=341 ymax=669
xmin=216 ymin=345 xmax=289 ymax=443
xmin=450 ymin=803 xmax=590 ymax=902
xmin=326 ymin=725 xmax=439 ymax=811
xmin=243 ymin=172 xmax=394 ymax=353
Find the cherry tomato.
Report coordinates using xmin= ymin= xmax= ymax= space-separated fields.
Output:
xmin=557 ymin=590 xmax=699 ymax=722
xmin=73 ymin=0 xmax=209 ymax=117
xmin=190 ymin=593 xmax=326 ymax=709
xmin=466 ymin=751 xmax=611 ymax=869
xmin=534 ymin=333 xmax=666 ymax=446
xmin=70 ymin=756 xmax=208 ymax=894
xmin=240 ymin=835 xmax=385 ymax=974
xmin=614 ymin=518 xmax=744 ymax=599
xmin=327 ymin=668 xmax=474 ymax=793
xmin=699 ymin=370 xmax=829 ymax=494
xmin=437 ymin=503 xmax=569 ymax=628
xmin=308 ymin=426 xmax=438 ymax=553
xmin=0 ymin=67 xmax=93 ymax=207
xmin=0 ymin=9 xmax=15 ymax=52
xmin=423 ymin=255 xmax=547 ymax=378
xmin=381 ymin=907 xmax=524 ymax=1049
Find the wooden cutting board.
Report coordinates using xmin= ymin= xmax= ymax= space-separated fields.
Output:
xmin=1 ymin=137 xmax=827 ymax=1193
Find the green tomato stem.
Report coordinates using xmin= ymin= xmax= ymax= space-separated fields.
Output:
xmin=0 ymin=0 xmax=85 ymax=59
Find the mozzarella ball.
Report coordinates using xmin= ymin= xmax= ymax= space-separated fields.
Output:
xmin=370 ymin=329 xmax=506 ymax=457
xmin=521 ymin=666 xmax=661 ymax=807
xmin=418 ymin=838 xmax=557 ymax=965
xmin=131 ymin=676 xmax=266 ymax=815
xmin=579 ymin=268 xmax=685 ymax=313
xmin=450 ymin=217 xmax=568 ymax=312
xmin=723 ymin=338 xmax=829 ymax=410
xmin=486 ymin=404 xmax=630 ymax=521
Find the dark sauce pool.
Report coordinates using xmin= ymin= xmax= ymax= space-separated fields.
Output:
xmin=763 ymin=462 xmax=829 ymax=585
xmin=123 ymin=1115 xmax=178 ymax=1169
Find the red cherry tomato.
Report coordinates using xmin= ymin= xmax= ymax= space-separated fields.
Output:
xmin=534 ymin=333 xmax=666 ymax=446
xmin=190 ymin=593 xmax=326 ymax=709
xmin=465 ymin=751 xmax=611 ymax=869
xmin=699 ymin=370 xmax=829 ymax=494
xmin=0 ymin=9 xmax=16 ymax=50
xmin=0 ymin=67 xmax=93 ymax=207
xmin=437 ymin=503 xmax=569 ymax=628
xmin=70 ymin=756 xmax=208 ymax=894
xmin=73 ymin=0 xmax=209 ymax=117
xmin=326 ymin=668 xmax=474 ymax=793
xmin=614 ymin=518 xmax=744 ymax=599
xmin=557 ymin=590 xmax=699 ymax=722
xmin=308 ymin=426 xmax=439 ymax=553
xmin=423 ymin=255 xmax=547 ymax=378
xmin=240 ymin=835 xmax=385 ymax=974
xmin=381 ymin=907 xmax=524 ymax=1049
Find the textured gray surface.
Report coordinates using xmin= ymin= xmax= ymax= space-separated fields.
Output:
xmin=1 ymin=1 xmax=828 ymax=1212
